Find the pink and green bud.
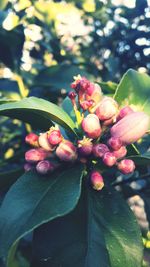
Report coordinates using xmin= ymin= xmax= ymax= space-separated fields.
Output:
xmin=56 ymin=140 xmax=77 ymax=162
xmin=24 ymin=163 xmax=33 ymax=172
xmin=77 ymin=137 xmax=93 ymax=156
xmin=25 ymin=133 xmax=39 ymax=147
xmin=117 ymin=159 xmax=135 ymax=174
xmin=117 ymin=106 xmax=133 ymax=121
xmin=113 ymin=146 xmax=127 ymax=159
xmin=95 ymin=97 xmax=118 ymax=121
xmin=107 ymin=137 xmax=122 ymax=151
xmin=38 ymin=132 xmax=55 ymax=151
xmin=36 ymin=160 xmax=55 ymax=175
xmin=81 ymin=114 xmax=101 ymax=139
xmin=110 ymin=111 xmax=150 ymax=145
xmin=90 ymin=171 xmax=104 ymax=191
xmin=93 ymin=143 xmax=109 ymax=158
xmin=103 ymin=152 xmax=116 ymax=167
xmin=25 ymin=148 xmax=49 ymax=163
xmin=48 ymin=128 xmax=62 ymax=146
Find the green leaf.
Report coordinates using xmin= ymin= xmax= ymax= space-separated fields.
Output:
xmin=0 ymin=164 xmax=84 ymax=266
xmin=114 ymin=69 xmax=150 ymax=116
xmin=97 ymin=186 xmax=143 ymax=267
xmin=0 ymin=96 xmax=76 ymax=133
xmin=31 ymin=185 xmax=143 ymax=267
xmin=0 ymin=167 xmax=24 ymax=190
xmin=128 ymin=151 xmax=150 ymax=165
xmin=0 ymin=0 xmax=8 ymax=10
xmin=0 ymin=26 xmax=25 ymax=70
xmin=99 ymin=81 xmax=117 ymax=94
xmin=35 ymin=64 xmax=93 ymax=92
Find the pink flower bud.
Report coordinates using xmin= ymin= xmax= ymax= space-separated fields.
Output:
xmin=107 ymin=137 xmax=122 ymax=151
xmin=90 ymin=171 xmax=104 ymax=191
xmin=38 ymin=132 xmax=55 ymax=151
xmin=77 ymin=137 xmax=93 ymax=156
xmin=36 ymin=160 xmax=55 ymax=175
xmin=80 ymin=100 xmax=93 ymax=111
xmin=71 ymin=76 xmax=89 ymax=92
xmin=56 ymin=140 xmax=77 ymax=162
xmin=25 ymin=133 xmax=39 ymax=147
xmin=103 ymin=152 xmax=116 ymax=167
xmin=86 ymin=83 xmax=102 ymax=106
xmin=113 ymin=146 xmax=127 ymax=159
xmin=68 ymin=91 xmax=77 ymax=107
xmin=117 ymin=159 xmax=135 ymax=174
xmin=117 ymin=106 xmax=133 ymax=121
xmin=93 ymin=143 xmax=109 ymax=158
xmin=95 ymin=97 xmax=118 ymax=121
xmin=111 ymin=112 xmax=150 ymax=145
xmin=24 ymin=163 xmax=33 ymax=172
xmin=81 ymin=114 xmax=101 ymax=139
xmin=25 ymin=148 xmax=49 ymax=163
xmin=48 ymin=129 xmax=62 ymax=146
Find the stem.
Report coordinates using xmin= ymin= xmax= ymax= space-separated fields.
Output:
xmin=14 ymin=74 xmax=29 ymax=98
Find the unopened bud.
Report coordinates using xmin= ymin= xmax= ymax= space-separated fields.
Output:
xmin=86 ymin=83 xmax=102 ymax=106
xmin=24 ymin=163 xmax=33 ymax=172
xmin=81 ymin=114 xmax=101 ymax=139
xmin=68 ymin=91 xmax=77 ymax=107
xmin=77 ymin=137 xmax=93 ymax=156
xmin=48 ymin=129 xmax=62 ymax=146
xmin=95 ymin=97 xmax=118 ymax=121
xmin=111 ymin=112 xmax=150 ymax=145
xmin=80 ymin=100 xmax=93 ymax=111
xmin=103 ymin=152 xmax=116 ymax=167
xmin=36 ymin=160 xmax=55 ymax=175
xmin=25 ymin=148 xmax=49 ymax=163
xmin=107 ymin=137 xmax=122 ymax=151
xmin=117 ymin=159 xmax=135 ymax=174
xmin=25 ymin=133 xmax=39 ymax=147
xmin=93 ymin=143 xmax=109 ymax=158
xmin=90 ymin=171 xmax=104 ymax=191
xmin=117 ymin=106 xmax=133 ymax=121
xmin=56 ymin=140 xmax=77 ymax=162
xmin=39 ymin=132 xmax=55 ymax=151
xmin=113 ymin=146 xmax=127 ymax=159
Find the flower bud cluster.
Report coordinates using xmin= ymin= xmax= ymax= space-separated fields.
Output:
xmin=24 ymin=76 xmax=150 ymax=191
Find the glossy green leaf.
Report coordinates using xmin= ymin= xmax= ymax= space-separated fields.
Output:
xmin=0 ymin=164 xmax=84 ymax=266
xmin=31 ymin=185 xmax=143 ymax=267
xmin=0 ymin=96 xmax=76 ymax=133
xmin=114 ymin=69 xmax=150 ymax=116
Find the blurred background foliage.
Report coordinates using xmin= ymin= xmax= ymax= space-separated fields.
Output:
xmin=0 ymin=0 xmax=150 ymax=266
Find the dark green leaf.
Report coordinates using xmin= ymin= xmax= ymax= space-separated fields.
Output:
xmin=0 ymin=26 xmax=24 ymax=70
xmin=0 ymin=167 xmax=23 ymax=190
xmin=0 ymin=164 xmax=84 ymax=266
xmin=0 ymin=96 xmax=77 ymax=133
xmin=114 ymin=69 xmax=150 ymax=116
xmin=128 ymin=151 xmax=150 ymax=165
xmin=35 ymin=64 xmax=93 ymax=92
xmin=31 ymin=185 xmax=143 ymax=267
